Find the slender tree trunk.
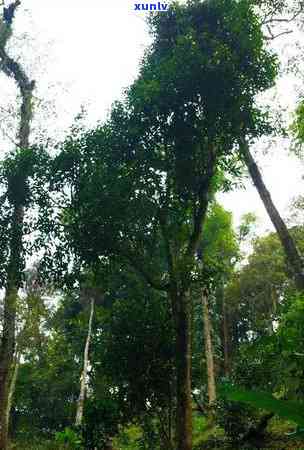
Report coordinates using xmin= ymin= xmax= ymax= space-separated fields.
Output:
xmin=222 ymin=293 xmax=230 ymax=377
xmin=171 ymin=289 xmax=192 ymax=450
xmin=0 ymin=206 xmax=24 ymax=450
xmin=0 ymin=4 xmax=35 ymax=448
xmin=240 ymin=139 xmax=304 ymax=291
xmin=0 ymin=288 xmax=17 ymax=448
xmin=6 ymin=349 xmax=20 ymax=431
xmin=216 ymin=282 xmax=230 ymax=377
xmin=271 ymin=287 xmax=277 ymax=316
xmin=202 ymin=290 xmax=216 ymax=406
xmin=75 ymin=297 xmax=95 ymax=427
xmin=168 ymin=383 xmax=173 ymax=449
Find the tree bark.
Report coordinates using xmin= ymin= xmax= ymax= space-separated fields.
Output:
xmin=75 ymin=297 xmax=95 ymax=427
xmin=168 ymin=383 xmax=174 ymax=450
xmin=171 ymin=290 xmax=192 ymax=450
xmin=6 ymin=349 xmax=20 ymax=431
xmin=202 ymin=290 xmax=216 ymax=406
xmin=0 ymin=4 xmax=35 ymax=448
xmin=222 ymin=292 xmax=230 ymax=377
xmin=240 ymin=138 xmax=304 ymax=291
xmin=0 ymin=206 xmax=24 ymax=450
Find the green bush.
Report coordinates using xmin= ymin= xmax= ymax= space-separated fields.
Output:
xmin=55 ymin=426 xmax=83 ymax=449
xmin=82 ymin=397 xmax=120 ymax=449
xmin=215 ymin=400 xmax=258 ymax=444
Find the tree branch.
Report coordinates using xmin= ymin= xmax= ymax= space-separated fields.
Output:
xmin=158 ymin=207 xmax=175 ymax=278
xmin=264 ymin=26 xmax=293 ymax=41
xmin=261 ymin=2 xmax=304 ymax=41
xmin=121 ymin=248 xmax=169 ymax=291
xmin=0 ymin=0 xmax=35 ymax=149
xmin=262 ymin=4 xmax=304 ymax=26
xmin=186 ymin=147 xmax=216 ymax=258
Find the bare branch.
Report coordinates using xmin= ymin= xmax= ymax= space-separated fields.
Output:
xmin=264 ymin=24 xmax=293 ymax=40
xmin=262 ymin=4 xmax=304 ymax=25
xmin=260 ymin=1 xmax=304 ymax=41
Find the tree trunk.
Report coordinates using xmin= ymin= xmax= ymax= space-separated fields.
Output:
xmin=0 ymin=291 xmax=17 ymax=448
xmin=75 ymin=297 xmax=95 ymax=427
xmin=0 ymin=206 xmax=24 ymax=450
xmin=202 ymin=290 xmax=216 ymax=406
xmin=168 ymin=383 xmax=174 ymax=449
xmin=171 ymin=290 xmax=192 ymax=450
xmin=0 ymin=5 xmax=35 ymax=447
xmin=240 ymin=138 xmax=304 ymax=291
xmin=6 ymin=349 xmax=20 ymax=431
xmin=222 ymin=292 xmax=230 ymax=377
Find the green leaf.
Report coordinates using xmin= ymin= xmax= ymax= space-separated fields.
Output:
xmin=220 ymin=385 xmax=304 ymax=427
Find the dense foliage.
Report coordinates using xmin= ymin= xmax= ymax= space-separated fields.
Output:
xmin=0 ymin=1 xmax=304 ymax=450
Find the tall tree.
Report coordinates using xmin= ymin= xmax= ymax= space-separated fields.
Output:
xmin=0 ymin=3 xmax=35 ymax=447
xmin=239 ymin=138 xmax=304 ymax=291
xmin=6 ymin=266 xmax=48 ymax=434
xmin=0 ymin=4 xmax=51 ymax=447
xmin=236 ymin=0 xmax=304 ymax=293
xmin=54 ymin=2 xmax=277 ymax=448
xmin=196 ymin=203 xmax=239 ymax=405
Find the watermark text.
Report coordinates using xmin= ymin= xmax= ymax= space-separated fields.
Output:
xmin=134 ymin=2 xmax=168 ymax=11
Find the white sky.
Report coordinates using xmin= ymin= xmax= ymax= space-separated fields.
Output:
xmin=1 ymin=0 xmax=304 ymax=238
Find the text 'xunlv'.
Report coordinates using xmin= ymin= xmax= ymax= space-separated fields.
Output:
xmin=134 ymin=3 xmax=169 ymax=11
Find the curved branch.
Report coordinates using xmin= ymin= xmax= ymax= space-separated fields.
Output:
xmin=0 ymin=0 xmax=35 ymax=149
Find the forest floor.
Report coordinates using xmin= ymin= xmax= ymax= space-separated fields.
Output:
xmin=12 ymin=438 xmax=304 ymax=450
xmin=193 ymin=416 xmax=304 ymax=450
xmin=12 ymin=435 xmax=304 ymax=449
xmin=200 ymin=433 xmax=304 ymax=449
xmin=12 ymin=419 xmax=304 ymax=449
xmin=203 ymin=437 xmax=304 ymax=449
